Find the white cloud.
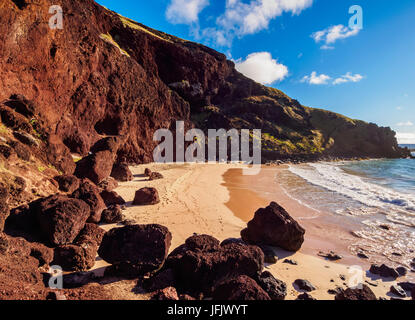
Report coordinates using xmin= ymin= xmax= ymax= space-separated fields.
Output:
xmin=302 ymin=71 xmax=363 ymax=85
xmin=397 ymin=121 xmax=414 ymax=127
xmin=166 ymin=0 xmax=210 ymax=24
xmin=301 ymin=71 xmax=331 ymax=85
xmin=312 ymin=24 xmax=360 ymax=49
xmin=201 ymin=0 xmax=313 ymax=46
xmin=333 ymin=72 xmax=363 ymax=85
xmin=235 ymin=52 xmax=288 ymax=85
xmin=320 ymin=44 xmax=335 ymax=50
xmin=396 ymin=132 xmax=415 ymax=144
xmin=201 ymin=27 xmax=230 ymax=46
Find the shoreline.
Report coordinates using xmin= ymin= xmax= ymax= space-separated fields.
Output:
xmin=222 ymin=166 xmax=365 ymax=267
xmin=97 ymin=163 xmax=409 ymax=300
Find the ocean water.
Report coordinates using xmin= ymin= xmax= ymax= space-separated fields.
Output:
xmin=278 ymin=158 xmax=415 ymax=270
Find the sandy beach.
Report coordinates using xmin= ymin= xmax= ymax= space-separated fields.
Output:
xmin=91 ymin=163 xmax=413 ymax=300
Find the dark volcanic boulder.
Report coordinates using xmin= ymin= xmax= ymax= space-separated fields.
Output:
xmin=100 ymin=190 xmax=126 ymax=206
xmin=149 ymin=172 xmax=164 ymax=181
xmin=390 ymin=285 xmax=407 ymax=298
xmin=144 ymin=168 xmax=152 ymax=177
xmin=396 ymin=267 xmax=407 ymax=277
xmin=111 ymin=163 xmax=133 ymax=182
xmin=296 ymin=293 xmax=316 ymax=300
xmin=98 ymin=177 xmax=118 ymax=192
xmin=62 ymin=271 xmax=96 ymax=289
xmin=132 ymin=187 xmax=160 ymax=206
xmin=397 ymin=282 xmax=415 ymax=292
xmin=33 ymin=195 xmax=90 ymax=246
xmin=53 ymin=242 xmax=98 ymax=271
xmin=335 ymin=285 xmax=377 ymax=300
xmin=74 ymin=150 xmax=115 ymax=184
xmin=72 ymin=180 xmax=106 ymax=224
xmin=185 ymin=234 xmax=220 ymax=251
xmin=144 ymin=269 xmax=177 ymax=292
xmin=256 ymin=271 xmax=287 ymax=300
xmin=90 ymin=137 xmax=121 ymax=154
xmin=369 ymin=264 xmax=400 ymax=279
xmin=53 ymin=175 xmax=80 ymax=193
xmin=98 ymin=224 xmax=172 ymax=277
xmin=241 ymin=202 xmax=305 ymax=252
xmin=165 ymin=235 xmax=264 ymax=295
xmin=294 ymin=279 xmax=316 ymax=292
xmin=0 ymin=184 xmax=10 ymax=232
xmin=101 ymin=205 xmax=123 ymax=224
xmin=220 ymin=238 xmax=246 ymax=247
xmin=75 ymin=223 xmax=105 ymax=246
xmin=212 ymin=275 xmax=271 ymax=300
xmin=318 ymin=251 xmax=342 ymax=261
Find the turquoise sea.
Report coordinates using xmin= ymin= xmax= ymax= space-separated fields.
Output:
xmin=277 ymin=149 xmax=415 ymax=273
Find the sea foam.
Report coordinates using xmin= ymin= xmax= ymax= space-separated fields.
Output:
xmin=288 ymin=162 xmax=415 ymax=227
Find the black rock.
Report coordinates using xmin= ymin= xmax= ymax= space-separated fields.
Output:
xmin=62 ymin=271 xmax=96 ymax=289
xmin=396 ymin=267 xmax=407 ymax=277
xmin=220 ymin=238 xmax=246 ymax=247
xmin=283 ymin=259 xmax=298 ymax=265
xmin=256 ymin=271 xmax=286 ymax=300
xmin=369 ymin=264 xmax=400 ymax=279
xmin=390 ymin=285 xmax=407 ymax=298
xmin=397 ymin=282 xmax=415 ymax=292
xmin=357 ymin=252 xmax=369 ymax=259
xmin=294 ymin=279 xmax=316 ymax=292
xmin=335 ymin=285 xmax=377 ymax=300
xmin=318 ymin=251 xmax=342 ymax=261
xmin=296 ymin=293 xmax=316 ymax=300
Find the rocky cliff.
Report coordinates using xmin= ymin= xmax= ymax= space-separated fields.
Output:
xmin=0 ymin=0 xmax=409 ymax=179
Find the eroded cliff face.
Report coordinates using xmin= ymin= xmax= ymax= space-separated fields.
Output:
xmin=0 ymin=0 xmax=191 ymax=167
xmin=0 ymin=0 xmax=409 ymax=176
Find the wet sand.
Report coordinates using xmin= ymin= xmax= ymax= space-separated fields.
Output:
xmin=223 ymin=166 xmax=365 ymax=266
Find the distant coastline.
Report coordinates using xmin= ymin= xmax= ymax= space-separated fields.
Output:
xmin=399 ymin=144 xmax=415 ymax=151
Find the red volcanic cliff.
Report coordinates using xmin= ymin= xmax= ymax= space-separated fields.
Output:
xmin=0 ymin=0 xmax=409 ymax=176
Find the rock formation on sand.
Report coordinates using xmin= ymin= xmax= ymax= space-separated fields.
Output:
xmin=369 ymin=264 xmax=402 ymax=280
xmin=164 ymin=234 xmax=266 ymax=297
xmin=32 ymin=194 xmax=91 ymax=246
xmin=212 ymin=275 xmax=271 ymax=300
xmin=334 ymin=285 xmax=377 ymax=301
xmin=98 ymin=224 xmax=172 ymax=278
xmin=241 ymin=202 xmax=305 ymax=252
xmin=132 ymin=187 xmax=160 ymax=206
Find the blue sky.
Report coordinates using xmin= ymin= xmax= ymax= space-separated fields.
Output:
xmin=96 ymin=0 xmax=415 ymax=143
